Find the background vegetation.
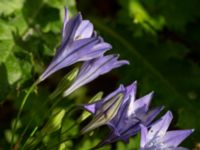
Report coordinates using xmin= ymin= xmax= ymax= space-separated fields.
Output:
xmin=0 ymin=0 xmax=199 ymax=149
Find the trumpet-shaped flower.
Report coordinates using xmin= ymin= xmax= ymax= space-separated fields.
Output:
xmin=81 ymin=85 xmax=126 ymax=134
xmin=82 ymin=82 xmax=163 ymax=147
xmin=140 ymin=111 xmax=194 ymax=150
xmin=63 ymin=54 xmax=129 ymax=96
xmin=39 ymin=8 xmax=112 ymax=82
xmin=98 ymin=82 xmax=163 ymax=146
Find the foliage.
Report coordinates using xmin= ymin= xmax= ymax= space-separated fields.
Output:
xmin=0 ymin=0 xmax=199 ymax=149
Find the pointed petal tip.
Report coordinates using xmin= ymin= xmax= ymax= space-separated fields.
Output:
xmin=191 ymin=128 xmax=195 ymax=132
xmin=38 ymin=73 xmax=48 ymax=83
xmin=38 ymin=76 xmax=43 ymax=83
xmin=99 ymin=42 xmax=112 ymax=50
xmin=123 ymin=60 xmax=130 ymax=65
xmin=160 ymin=105 xmax=165 ymax=111
xmin=150 ymin=91 xmax=154 ymax=95
xmin=64 ymin=7 xmax=68 ymax=13
xmin=185 ymin=128 xmax=195 ymax=135
xmin=119 ymin=84 xmax=126 ymax=90
xmin=166 ymin=110 xmax=173 ymax=119
xmin=83 ymin=104 xmax=96 ymax=114
xmin=62 ymin=90 xmax=70 ymax=97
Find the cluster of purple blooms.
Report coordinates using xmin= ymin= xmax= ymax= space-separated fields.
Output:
xmin=39 ymin=8 xmax=194 ymax=149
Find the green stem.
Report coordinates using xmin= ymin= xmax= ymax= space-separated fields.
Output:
xmin=20 ymin=126 xmax=38 ymax=150
xmin=19 ymin=89 xmax=66 ymax=150
xmin=11 ymin=80 xmax=38 ymax=149
xmin=23 ymin=103 xmax=77 ymax=150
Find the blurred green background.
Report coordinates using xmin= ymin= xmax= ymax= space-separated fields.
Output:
xmin=0 ymin=0 xmax=200 ymax=149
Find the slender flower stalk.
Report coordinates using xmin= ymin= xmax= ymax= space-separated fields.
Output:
xmin=39 ymin=8 xmax=112 ymax=82
xmin=63 ymin=54 xmax=129 ymax=97
xmin=140 ymin=111 xmax=194 ymax=150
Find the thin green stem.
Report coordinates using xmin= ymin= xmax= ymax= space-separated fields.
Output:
xmin=23 ymin=103 xmax=77 ymax=150
xmin=20 ymin=126 xmax=38 ymax=150
xmin=11 ymin=80 xmax=38 ymax=149
xmin=10 ymin=0 xmax=46 ymax=148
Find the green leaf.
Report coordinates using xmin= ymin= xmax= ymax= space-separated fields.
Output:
xmin=0 ymin=20 xmax=15 ymax=40
xmin=0 ymin=0 xmax=25 ymax=16
xmin=4 ymin=53 xmax=22 ymax=85
xmin=0 ymin=40 xmax=14 ymax=63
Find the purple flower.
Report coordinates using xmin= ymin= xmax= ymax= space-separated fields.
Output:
xmin=99 ymin=82 xmax=163 ymax=145
xmin=63 ymin=54 xmax=129 ymax=96
xmin=39 ymin=8 xmax=112 ymax=82
xmin=82 ymin=82 xmax=163 ymax=146
xmin=81 ymin=85 xmax=127 ymax=133
xmin=140 ymin=111 xmax=194 ymax=150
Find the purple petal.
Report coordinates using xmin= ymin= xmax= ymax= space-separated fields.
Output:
xmin=124 ymin=81 xmax=137 ymax=103
xmin=142 ymin=106 xmax=164 ymax=126
xmin=147 ymin=111 xmax=173 ymax=139
xmin=62 ymin=7 xmax=70 ymax=39
xmin=61 ymin=12 xmax=82 ymax=44
xmin=74 ymin=20 xmax=94 ymax=40
xmin=63 ymin=55 xmax=129 ymax=96
xmin=162 ymin=129 xmax=194 ymax=147
xmin=134 ymin=92 xmax=154 ymax=112
xmin=39 ymin=9 xmax=113 ymax=82
xmin=81 ymin=92 xmax=124 ymax=134
xmin=140 ymin=124 xmax=148 ymax=148
xmin=83 ymin=85 xmax=126 ymax=114
xmin=83 ymin=103 xmax=97 ymax=114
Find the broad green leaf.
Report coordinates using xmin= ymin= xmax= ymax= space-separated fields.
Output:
xmin=4 ymin=53 xmax=22 ymax=85
xmin=0 ymin=20 xmax=15 ymax=40
xmin=0 ymin=40 xmax=14 ymax=63
xmin=0 ymin=0 xmax=25 ymax=16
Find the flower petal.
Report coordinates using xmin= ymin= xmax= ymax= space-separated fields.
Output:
xmin=147 ymin=111 xmax=173 ymax=139
xmin=162 ymin=129 xmax=194 ymax=147
xmin=142 ymin=106 xmax=164 ymax=126
xmin=62 ymin=7 xmax=70 ymax=39
xmin=140 ymin=124 xmax=148 ymax=148
xmin=63 ymin=55 xmax=129 ymax=96
xmin=81 ymin=93 xmax=124 ymax=134
xmin=74 ymin=20 xmax=94 ymax=40
xmin=61 ymin=12 xmax=82 ymax=45
xmin=133 ymin=92 xmax=154 ymax=113
xmin=39 ymin=9 xmax=113 ymax=82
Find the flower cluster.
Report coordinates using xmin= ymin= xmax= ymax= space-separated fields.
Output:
xmin=40 ymin=8 xmax=194 ymax=149
xmin=140 ymin=111 xmax=194 ymax=150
